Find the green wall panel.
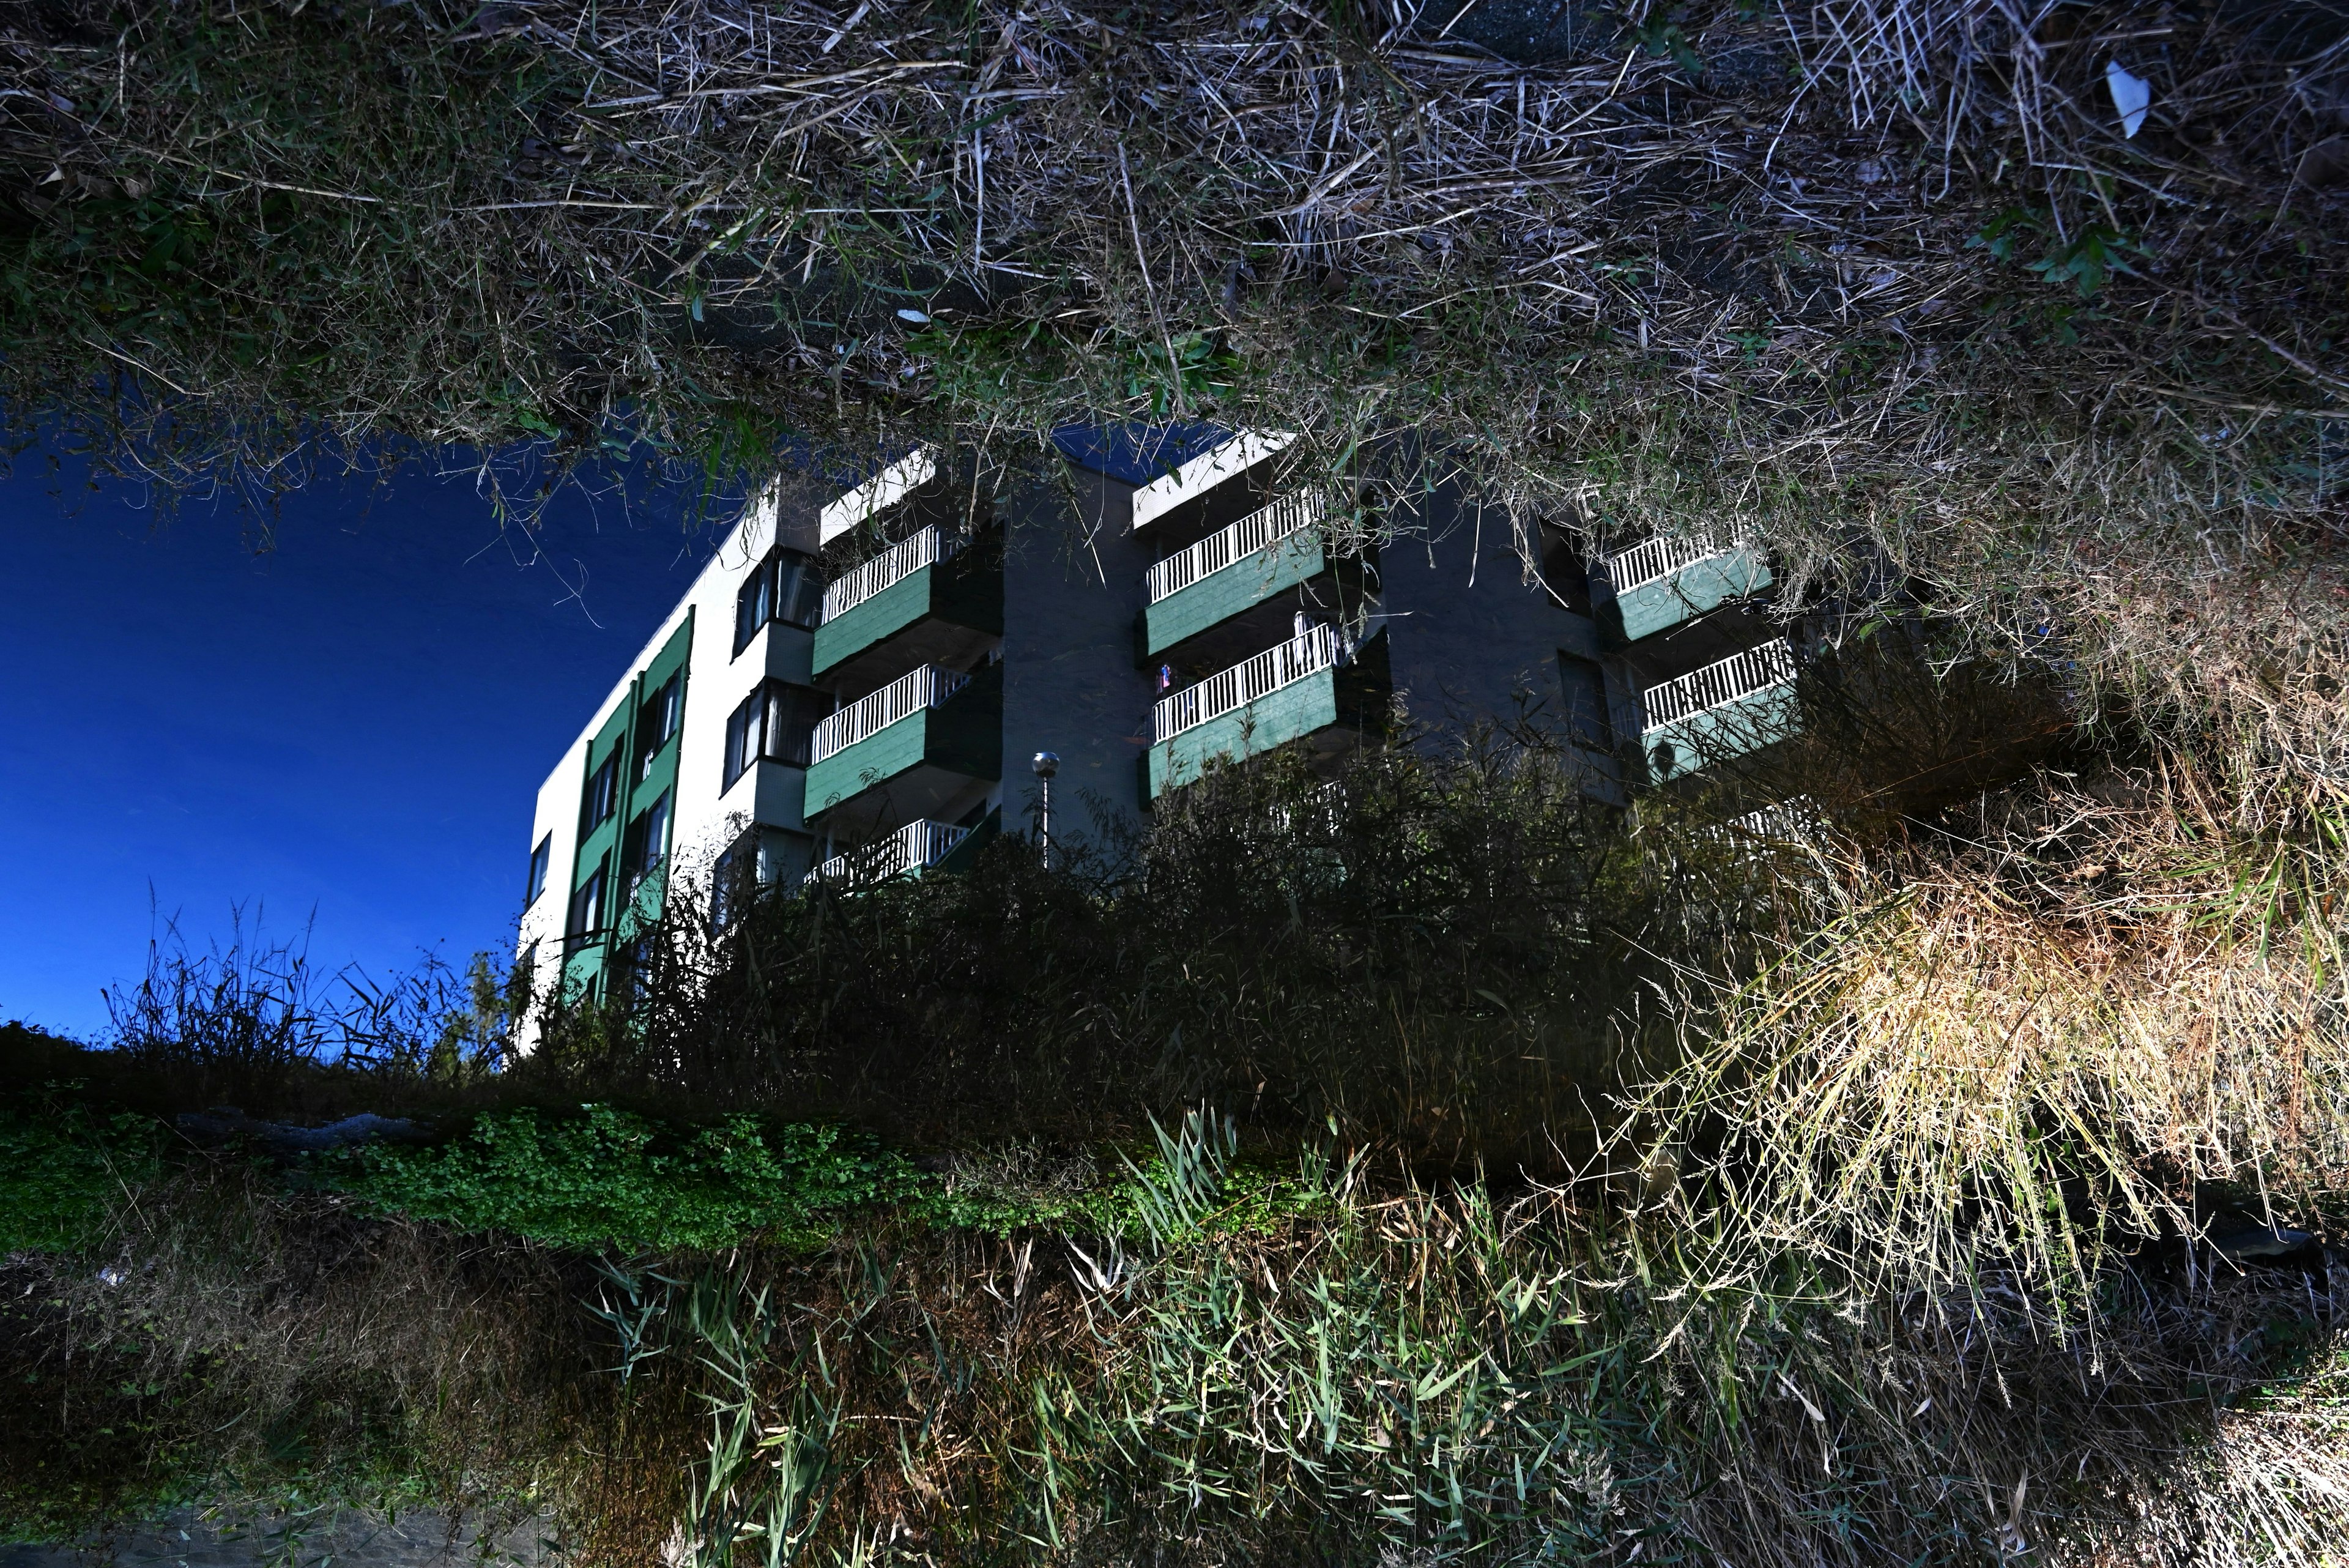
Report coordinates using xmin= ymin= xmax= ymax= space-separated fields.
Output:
xmin=814 ymin=570 xmax=932 ymax=676
xmin=1644 ymin=680 xmax=1799 ymax=782
xmin=803 ymin=663 xmax=1004 ymax=816
xmin=1146 ymin=669 xmax=1340 ymax=797
xmin=806 ymin=708 xmax=930 ymax=815
xmin=1145 ymin=535 xmax=1326 ymax=656
xmin=812 ymin=546 xmax=1004 ymax=678
xmin=562 ymin=612 xmax=694 ymax=1000
xmin=1615 ymin=549 xmax=1772 ymax=643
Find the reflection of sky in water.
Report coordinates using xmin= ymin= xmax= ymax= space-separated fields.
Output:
xmin=0 ymin=451 xmax=730 ymax=1036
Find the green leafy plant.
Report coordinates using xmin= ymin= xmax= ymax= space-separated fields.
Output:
xmin=0 ymin=1101 xmax=160 ymax=1255
xmin=1635 ymin=18 xmax=1705 ymax=78
xmin=2028 ymin=225 xmax=2144 ymax=299
xmin=1967 ymin=206 xmax=2046 ymax=263
xmin=317 ymin=1105 xmax=918 ymax=1250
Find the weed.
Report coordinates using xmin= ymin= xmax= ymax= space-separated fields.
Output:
xmin=317 ymin=1106 xmax=919 ymax=1252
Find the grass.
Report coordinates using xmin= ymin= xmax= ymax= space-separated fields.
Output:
xmin=2 ymin=2 xmax=2345 ymax=1558
xmin=316 ymin=1107 xmax=921 ymax=1252
xmin=2 ymin=700 xmax=2344 ymax=1563
xmin=1624 ymin=755 xmax=2349 ymax=1312
xmin=6 ymin=1093 xmax=2343 ymax=1566
xmin=2 ymin=0 xmax=2342 ymax=800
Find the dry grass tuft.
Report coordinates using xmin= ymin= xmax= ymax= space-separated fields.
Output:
xmin=1631 ymin=750 xmax=2349 ymax=1303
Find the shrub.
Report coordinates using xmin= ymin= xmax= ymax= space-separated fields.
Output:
xmin=316 ymin=1104 xmax=919 ymax=1251
xmin=0 ymin=1101 xmax=160 ymax=1255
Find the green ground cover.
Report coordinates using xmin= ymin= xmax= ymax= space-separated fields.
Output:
xmin=0 ymin=1098 xmax=160 ymax=1254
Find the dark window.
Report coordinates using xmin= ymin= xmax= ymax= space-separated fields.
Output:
xmin=525 ymin=834 xmax=552 ymax=905
xmin=711 ymin=829 xmax=758 ymax=932
xmin=581 ymin=752 xmax=620 ymax=838
xmin=735 ymin=549 xmax=825 ymax=652
xmin=622 ymin=792 xmax=672 ymax=892
xmin=724 ymin=680 xmax=829 ymax=786
xmin=712 ymin=826 xmax=814 ymax=930
xmin=566 ymin=868 xmax=606 ymax=948
xmin=637 ymin=675 xmax=683 ymax=781
xmin=612 ymin=932 xmax=656 ymax=1007
xmin=778 ymin=555 xmax=824 ymax=629
xmin=1558 ymin=655 xmax=1612 ymax=752
xmin=735 ymin=562 xmax=773 ymax=651
xmin=1542 ymin=530 xmax=1594 ymax=617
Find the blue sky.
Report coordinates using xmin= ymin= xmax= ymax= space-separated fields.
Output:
xmin=0 ymin=447 xmax=730 ymax=1039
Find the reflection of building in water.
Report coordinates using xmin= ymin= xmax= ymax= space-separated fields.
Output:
xmin=512 ymin=426 xmax=1794 ymax=1019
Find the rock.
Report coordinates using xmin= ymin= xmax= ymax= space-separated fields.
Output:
xmin=2207 ymin=1224 xmax=2317 ymax=1260
xmin=176 ymin=1109 xmax=429 ymax=1153
xmin=2295 ymin=135 xmax=2349 ymax=189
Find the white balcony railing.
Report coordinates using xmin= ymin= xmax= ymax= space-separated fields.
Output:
xmin=809 ymin=819 xmax=970 ymax=887
xmin=1723 ymin=796 xmax=1819 ymax=844
xmin=1146 ymin=492 xmax=1323 ymax=604
xmin=1600 ymin=534 xmax=1737 ymax=596
xmin=1642 ymin=639 xmax=1797 ymax=733
xmin=810 ymin=664 xmax=969 ymax=764
xmin=820 ymin=524 xmax=967 ymax=623
xmin=1153 ymin=623 xmax=1350 ymax=745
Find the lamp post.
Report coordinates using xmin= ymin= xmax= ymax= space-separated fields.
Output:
xmin=1032 ymin=751 xmax=1059 ymax=870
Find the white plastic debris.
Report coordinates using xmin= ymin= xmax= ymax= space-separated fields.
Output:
xmin=896 ymin=308 xmax=931 ymax=325
xmin=97 ymin=1265 xmax=127 ymax=1287
xmin=2107 ymin=61 xmax=2151 ymax=139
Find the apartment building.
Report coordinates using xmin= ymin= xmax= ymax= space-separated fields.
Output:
xmin=514 ymin=426 xmax=1802 ymax=1008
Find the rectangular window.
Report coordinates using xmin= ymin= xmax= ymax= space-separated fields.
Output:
xmin=637 ymin=674 xmax=683 ymax=781
xmin=1558 ymin=654 xmax=1612 ymax=752
xmin=761 ymin=683 xmax=826 ymax=767
xmin=566 ymin=867 xmax=606 ymax=946
xmin=724 ymin=691 xmax=760 ymax=789
xmin=712 ymin=826 xmax=814 ymax=930
xmin=711 ymin=830 xmax=755 ymax=932
xmin=734 ymin=561 xmax=776 ymax=652
xmin=622 ymin=792 xmax=672 ymax=893
xmin=724 ymin=680 xmax=829 ymax=786
xmin=525 ymin=834 xmax=552 ymax=905
xmin=734 ymin=549 xmax=824 ymax=653
xmin=775 ymin=554 xmax=823 ymax=629
xmin=581 ymin=752 xmax=620 ymax=839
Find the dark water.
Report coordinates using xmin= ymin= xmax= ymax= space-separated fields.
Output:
xmin=2 ymin=1507 xmax=553 ymax=1568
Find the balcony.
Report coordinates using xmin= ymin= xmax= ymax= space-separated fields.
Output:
xmin=1599 ymin=535 xmax=1772 ymax=644
xmin=812 ymin=524 xmax=1003 ymax=698
xmin=1145 ymin=624 xmax=1386 ymax=798
xmin=803 ymin=661 xmax=1003 ymax=827
xmin=1143 ymin=492 xmax=1332 ymax=659
xmin=808 ymin=818 xmax=970 ymax=889
xmin=818 ymin=447 xmax=937 ymax=544
xmin=1641 ymin=639 xmax=1800 ymax=782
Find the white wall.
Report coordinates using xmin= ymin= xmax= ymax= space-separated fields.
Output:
xmin=513 ymin=485 xmax=821 ymax=1038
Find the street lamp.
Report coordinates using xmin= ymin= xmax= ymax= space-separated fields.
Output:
xmin=1031 ymin=751 xmax=1059 ymax=870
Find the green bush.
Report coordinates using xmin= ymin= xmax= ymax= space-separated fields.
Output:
xmin=0 ymin=1102 xmax=160 ymax=1255
xmin=317 ymin=1104 xmax=919 ymax=1250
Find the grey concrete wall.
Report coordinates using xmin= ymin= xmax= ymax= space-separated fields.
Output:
xmin=997 ymin=468 xmax=1156 ymax=859
xmin=1376 ymin=479 xmax=1591 ymax=744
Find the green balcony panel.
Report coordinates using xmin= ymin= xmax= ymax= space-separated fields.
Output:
xmin=930 ymin=807 xmax=1000 ymax=875
xmin=1614 ymin=548 xmax=1772 ymax=643
xmin=1145 ymin=534 xmax=1327 ymax=656
xmin=812 ymin=539 xmax=1003 ymax=686
xmin=1149 ymin=666 xmax=1337 ymax=797
xmin=1644 ymin=682 xmax=1800 ymax=782
xmin=804 ymin=663 xmax=1003 ymax=820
